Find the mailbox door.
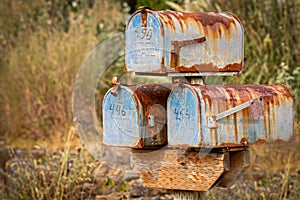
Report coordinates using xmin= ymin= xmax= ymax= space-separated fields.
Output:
xmin=168 ymin=84 xmax=201 ymax=146
xmin=126 ymin=12 xmax=164 ymax=73
xmin=103 ymin=86 xmax=141 ymax=147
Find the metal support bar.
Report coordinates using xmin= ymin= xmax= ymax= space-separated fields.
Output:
xmin=216 ymin=97 xmax=260 ymax=120
xmin=207 ymin=96 xmax=263 ymax=128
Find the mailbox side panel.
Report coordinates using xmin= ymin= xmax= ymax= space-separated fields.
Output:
xmin=156 ymin=11 xmax=244 ymax=73
xmin=196 ymin=85 xmax=265 ymax=146
xmin=196 ymin=84 xmax=294 ymax=146
xmin=103 ymin=86 xmax=141 ymax=147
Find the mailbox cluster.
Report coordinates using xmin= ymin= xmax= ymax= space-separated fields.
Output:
xmin=103 ymin=7 xmax=294 ymax=192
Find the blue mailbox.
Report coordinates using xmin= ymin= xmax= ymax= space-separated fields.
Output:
xmin=125 ymin=7 xmax=244 ymax=74
xmin=103 ymin=84 xmax=171 ymax=148
xmin=167 ymin=83 xmax=294 ymax=147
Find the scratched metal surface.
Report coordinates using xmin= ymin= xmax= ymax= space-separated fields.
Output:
xmin=103 ymin=84 xmax=171 ymax=148
xmin=125 ymin=7 xmax=244 ymax=73
xmin=167 ymin=83 xmax=294 ymax=147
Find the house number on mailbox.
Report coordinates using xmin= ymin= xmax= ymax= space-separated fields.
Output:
xmin=110 ymin=104 xmax=126 ymax=118
xmin=174 ymin=108 xmax=190 ymax=121
xmin=135 ymin=27 xmax=152 ymax=43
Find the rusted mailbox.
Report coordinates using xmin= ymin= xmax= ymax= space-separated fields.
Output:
xmin=100 ymin=7 xmax=294 ymax=198
xmin=168 ymin=83 xmax=294 ymax=147
xmin=126 ymin=7 xmax=244 ymax=74
xmin=103 ymin=84 xmax=171 ymax=148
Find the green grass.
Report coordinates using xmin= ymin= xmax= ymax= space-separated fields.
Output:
xmin=183 ymin=0 xmax=300 ymax=121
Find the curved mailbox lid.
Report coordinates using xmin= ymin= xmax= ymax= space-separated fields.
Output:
xmin=125 ymin=7 xmax=244 ymax=74
xmin=103 ymin=84 xmax=171 ymax=148
xmin=167 ymin=83 xmax=293 ymax=147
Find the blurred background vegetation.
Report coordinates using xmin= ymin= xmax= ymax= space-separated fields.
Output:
xmin=0 ymin=0 xmax=299 ymax=144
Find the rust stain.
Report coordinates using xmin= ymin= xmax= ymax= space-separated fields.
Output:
xmin=175 ymin=62 xmax=242 ymax=72
xmin=273 ymin=139 xmax=286 ymax=144
xmin=225 ymin=87 xmax=239 ymax=143
xmin=233 ymin=113 xmax=238 ymax=143
xmin=132 ymin=84 xmax=171 ymax=108
xmin=133 ymin=69 xmax=168 ymax=74
xmin=218 ymin=142 xmax=246 ymax=148
xmin=240 ymin=138 xmax=248 ymax=145
xmin=272 ymin=104 xmax=276 ymax=139
xmin=141 ymin=9 xmax=148 ymax=27
xmin=159 ymin=16 xmax=166 ymax=72
xmin=188 ymin=83 xmax=292 ymax=146
xmin=267 ymin=103 xmax=271 ymax=139
xmin=157 ymin=10 xmax=236 ymax=30
xmin=134 ymin=139 xmax=145 ymax=148
xmin=220 ymin=62 xmax=243 ymax=72
xmin=160 ymin=55 xmax=165 ymax=70
xmin=250 ymin=139 xmax=288 ymax=146
xmin=128 ymin=8 xmax=243 ymax=73
xmin=129 ymin=84 xmax=171 ymax=148
xmin=157 ymin=11 xmax=176 ymax=30
xmin=171 ymin=37 xmax=206 ymax=69
xmin=272 ymin=83 xmax=293 ymax=99
xmin=155 ymin=10 xmax=239 ymax=42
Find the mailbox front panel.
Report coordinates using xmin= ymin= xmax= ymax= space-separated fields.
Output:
xmin=167 ymin=84 xmax=200 ymax=146
xmin=103 ymin=86 xmax=140 ymax=147
xmin=126 ymin=11 xmax=164 ymax=72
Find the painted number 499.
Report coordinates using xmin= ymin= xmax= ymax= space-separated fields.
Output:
xmin=135 ymin=27 xmax=152 ymax=42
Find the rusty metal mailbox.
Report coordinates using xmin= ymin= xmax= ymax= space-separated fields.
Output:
xmin=167 ymin=83 xmax=294 ymax=147
xmin=103 ymin=84 xmax=171 ymax=148
xmin=99 ymin=7 xmax=295 ymax=197
xmin=125 ymin=7 xmax=244 ymax=74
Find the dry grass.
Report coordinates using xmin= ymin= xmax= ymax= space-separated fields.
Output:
xmin=204 ymin=141 xmax=300 ymax=200
xmin=1 ymin=134 xmax=299 ymax=200
xmin=0 ymin=0 xmax=127 ymax=143
xmin=0 ymin=127 xmax=100 ymax=200
xmin=0 ymin=1 xmax=299 ymax=199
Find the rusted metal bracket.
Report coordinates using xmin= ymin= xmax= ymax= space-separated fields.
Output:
xmin=171 ymin=37 xmax=206 ymax=68
xmin=110 ymin=83 xmax=121 ymax=97
xmin=207 ymin=96 xmax=264 ymax=128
